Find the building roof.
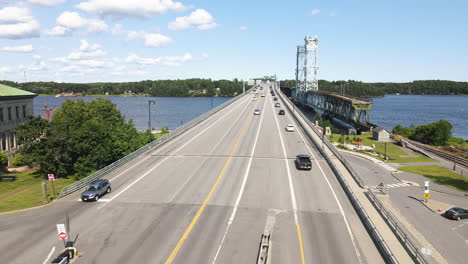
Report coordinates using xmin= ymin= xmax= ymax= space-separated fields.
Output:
xmin=374 ymin=126 xmax=387 ymax=133
xmin=0 ymin=83 xmax=36 ymax=97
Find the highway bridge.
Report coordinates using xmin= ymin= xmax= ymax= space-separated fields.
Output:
xmin=0 ymin=83 xmax=399 ymax=264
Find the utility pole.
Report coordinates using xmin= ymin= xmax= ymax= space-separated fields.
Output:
xmin=148 ymin=100 xmax=155 ymax=143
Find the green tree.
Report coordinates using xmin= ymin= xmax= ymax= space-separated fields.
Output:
xmin=15 ymin=98 xmax=145 ymax=179
xmin=0 ymin=152 xmax=8 ymax=167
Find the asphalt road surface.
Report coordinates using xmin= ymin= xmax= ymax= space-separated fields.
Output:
xmin=0 ymin=85 xmax=381 ymax=264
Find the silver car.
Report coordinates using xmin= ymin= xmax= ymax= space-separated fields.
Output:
xmin=81 ymin=179 xmax=111 ymax=202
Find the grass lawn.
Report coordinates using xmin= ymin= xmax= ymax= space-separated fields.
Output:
xmin=398 ymin=165 xmax=468 ymax=193
xmin=328 ymin=133 xmax=434 ymax=163
xmin=0 ymin=170 xmax=75 ymax=213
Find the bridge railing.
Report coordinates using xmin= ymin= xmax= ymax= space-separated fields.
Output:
xmin=277 ymin=87 xmax=430 ymax=264
xmin=58 ymin=89 xmax=251 ymax=198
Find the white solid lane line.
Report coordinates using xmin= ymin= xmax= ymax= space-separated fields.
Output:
xmin=211 ymin=90 xmax=268 ymax=264
xmin=108 ymin=95 xmax=249 ymax=183
xmin=103 ymin=96 xmax=251 ymax=204
xmin=280 ymin=88 xmax=362 ymax=262
xmin=42 ymin=246 xmax=55 ymax=264
xmin=168 ymin=98 xmax=253 ymax=203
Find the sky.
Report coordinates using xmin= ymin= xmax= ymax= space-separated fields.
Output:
xmin=0 ymin=0 xmax=467 ymax=83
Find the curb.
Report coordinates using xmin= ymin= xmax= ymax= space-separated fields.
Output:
xmin=0 ymin=198 xmax=58 ymax=215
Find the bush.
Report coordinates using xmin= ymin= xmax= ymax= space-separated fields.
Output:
xmin=0 ymin=152 xmax=7 ymax=166
xmin=13 ymin=153 xmax=29 ymax=167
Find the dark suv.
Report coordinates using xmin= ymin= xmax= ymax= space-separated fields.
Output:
xmin=295 ymin=154 xmax=312 ymax=170
xmin=445 ymin=207 xmax=468 ymax=220
xmin=81 ymin=179 xmax=111 ymax=202
xmin=278 ymin=110 xmax=285 ymax=115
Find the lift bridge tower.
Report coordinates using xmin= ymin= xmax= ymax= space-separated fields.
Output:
xmin=291 ymin=36 xmax=373 ymax=130
xmin=295 ymin=36 xmax=319 ymax=100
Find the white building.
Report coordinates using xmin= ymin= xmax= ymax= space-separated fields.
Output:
xmin=0 ymin=84 xmax=37 ymax=153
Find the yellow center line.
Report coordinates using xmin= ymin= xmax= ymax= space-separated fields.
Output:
xmin=296 ymin=223 xmax=306 ymax=264
xmin=164 ymin=98 xmax=260 ymax=264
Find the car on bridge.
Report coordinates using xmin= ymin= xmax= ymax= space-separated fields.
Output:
xmin=278 ymin=110 xmax=285 ymax=115
xmin=261 ymin=94 xmax=265 ymax=97
xmin=254 ymin=109 xmax=261 ymax=115
xmin=285 ymin=124 xmax=295 ymax=132
xmin=444 ymin=207 xmax=468 ymax=220
xmin=275 ymin=103 xmax=280 ymax=107
xmin=274 ymin=97 xmax=278 ymax=101
xmin=252 ymin=97 xmax=257 ymax=101
xmin=295 ymin=154 xmax=312 ymax=170
xmin=81 ymin=179 xmax=111 ymax=202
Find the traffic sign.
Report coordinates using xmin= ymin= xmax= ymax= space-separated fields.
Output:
xmin=423 ymin=193 xmax=431 ymax=199
xmin=48 ymin=174 xmax=55 ymax=181
xmin=58 ymin=232 xmax=67 ymax=240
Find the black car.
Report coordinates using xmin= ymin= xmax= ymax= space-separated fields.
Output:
xmin=278 ymin=110 xmax=285 ymax=115
xmin=81 ymin=179 xmax=111 ymax=202
xmin=445 ymin=207 xmax=468 ymax=220
xmin=295 ymin=154 xmax=312 ymax=170
xmin=273 ymin=97 xmax=278 ymax=101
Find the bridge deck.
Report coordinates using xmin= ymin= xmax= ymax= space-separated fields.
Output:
xmin=0 ymin=86 xmax=381 ymax=264
xmin=310 ymin=90 xmax=373 ymax=105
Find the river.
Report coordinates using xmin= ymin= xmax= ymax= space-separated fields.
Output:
xmin=34 ymin=94 xmax=467 ymax=139
xmin=370 ymin=95 xmax=467 ymax=139
xmin=34 ymin=96 xmax=232 ymax=131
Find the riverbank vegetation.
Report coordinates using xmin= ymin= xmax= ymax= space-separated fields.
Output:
xmin=0 ymin=79 xmax=246 ymax=97
xmin=280 ymin=79 xmax=468 ymax=97
xmin=392 ymin=120 xmax=468 ymax=158
xmin=14 ymin=98 xmax=148 ymax=180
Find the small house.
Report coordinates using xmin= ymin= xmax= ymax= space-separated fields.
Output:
xmin=372 ymin=126 xmax=390 ymax=142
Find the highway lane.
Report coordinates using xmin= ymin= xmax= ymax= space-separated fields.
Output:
xmin=0 ymin=92 xmax=253 ymax=263
xmin=0 ymin=84 xmax=380 ymax=264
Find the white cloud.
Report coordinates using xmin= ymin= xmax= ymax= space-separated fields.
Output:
xmin=0 ymin=66 xmax=14 ymax=74
xmin=168 ymin=9 xmax=218 ymax=30
xmin=76 ymin=0 xmax=187 ymax=19
xmin=45 ymin=26 xmax=70 ymax=36
xmin=111 ymin=25 xmax=172 ymax=47
xmin=0 ymin=45 xmax=34 ymax=53
xmin=126 ymin=52 xmax=192 ymax=66
xmin=311 ymin=9 xmax=320 ymax=16
xmin=201 ymin=52 xmax=208 ymax=59
xmin=29 ymin=61 xmax=47 ymax=71
xmin=239 ymin=26 xmax=247 ymax=31
xmin=52 ymin=40 xmax=106 ymax=63
xmin=144 ymin=33 xmax=172 ymax=47
xmin=29 ymin=0 xmax=67 ymax=7
xmin=57 ymin=11 xmax=88 ymax=29
xmin=33 ymin=55 xmax=41 ymax=59
xmin=0 ymin=6 xmax=40 ymax=39
xmin=46 ymin=11 xmax=108 ymax=36
xmin=329 ymin=11 xmax=337 ymax=17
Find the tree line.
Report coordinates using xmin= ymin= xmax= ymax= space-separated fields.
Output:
xmin=280 ymin=80 xmax=468 ymax=97
xmin=0 ymin=79 xmax=246 ymax=97
xmin=392 ymin=120 xmax=453 ymax=146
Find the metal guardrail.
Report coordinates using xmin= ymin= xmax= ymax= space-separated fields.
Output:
xmin=278 ymin=88 xmax=430 ymax=264
xmin=276 ymin=88 xmax=399 ymax=264
xmin=367 ymin=189 xmax=430 ymax=264
xmin=58 ymin=90 xmax=251 ymax=198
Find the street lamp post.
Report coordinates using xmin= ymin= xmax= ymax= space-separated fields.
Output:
xmin=148 ymin=100 xmax=155 ymax=143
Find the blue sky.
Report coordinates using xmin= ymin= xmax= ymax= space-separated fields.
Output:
xmin=0 ymin=0 xmax=467 ymax=83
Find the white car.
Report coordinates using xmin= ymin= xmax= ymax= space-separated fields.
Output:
xmin=252 ymin=97 xmax=257 ymax=101
xmin=254 ymin=109 xmax=261 ymax=115
xmin=286 ymin=124 xmax=295 ymax=132
xmin=261 ymin=94 xmax=265 ymax=97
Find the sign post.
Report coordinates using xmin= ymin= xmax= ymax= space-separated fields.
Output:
xmin=42 ymin=182 xmax=48 ymax=202
xmin=57 ymin=223 xmax=67 ymax=246
xmin=48 ymin=174 xmax=56 ymax=199
xmin=424 ymin=181 xmax=430 ymax=203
